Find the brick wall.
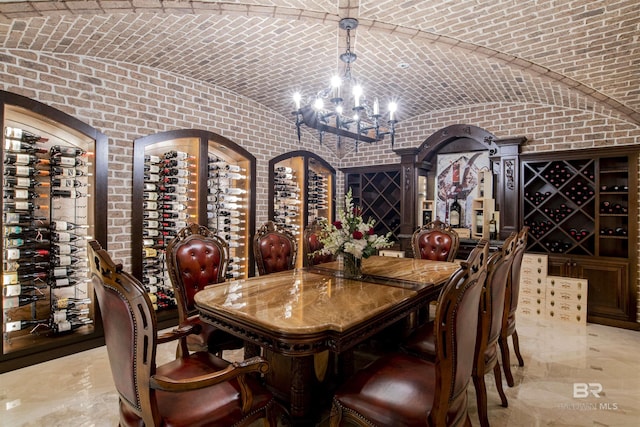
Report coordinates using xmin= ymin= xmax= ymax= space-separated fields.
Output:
xmin=2 ymin=49 xmax=640 ymax=321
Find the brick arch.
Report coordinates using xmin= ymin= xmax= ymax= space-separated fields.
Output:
xmin=0 ymin=1 xmax=637 ymax=125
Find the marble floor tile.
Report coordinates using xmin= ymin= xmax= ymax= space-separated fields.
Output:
xmin=1 ymin=315 xmax=639 ymax=426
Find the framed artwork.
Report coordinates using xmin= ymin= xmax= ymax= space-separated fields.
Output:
xmin=434 ymin=151 xmax=490 ymax=227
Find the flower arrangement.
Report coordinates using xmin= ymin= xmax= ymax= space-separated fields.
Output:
xmin=316 ymin=188 xmax=393 ymax=268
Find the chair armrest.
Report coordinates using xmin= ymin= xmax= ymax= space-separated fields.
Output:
xmin=149 ymin=356 xmax=270 ymax=392
xmin=157 ymin=323 xmax=202 ymax=344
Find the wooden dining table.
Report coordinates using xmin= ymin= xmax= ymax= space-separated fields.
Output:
xmin=195 ymin=255 xmax=460 ymax=425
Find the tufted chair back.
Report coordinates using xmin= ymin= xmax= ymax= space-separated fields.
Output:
xmin=303 ymin=219 xmax=334 ymax=267
xmin=253 ymin=221 xmax=297 ymax=275
xmin=411 ymin=219 xmax=460 ymax=262
xmin=166 ymin=223 xmax=243 ymax=355
xmin=166 ymin=223 xmax=227 ymax=318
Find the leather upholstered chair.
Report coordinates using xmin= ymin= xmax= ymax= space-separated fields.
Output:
xmin=411 ymin=219 xmax=460 ymax=262
xmin=253 ymin=221 xmax=297 ymax=275
xmin=499 ymin=226 xmax=529 ymax=387
xmin=165 ymin=223 xmax=244 ymax=356
xmin=403 ymin=233 xmax=517 ymax=427
xmin=303 ymin=219 xmax=334 ymax=267
xmin=87 ymin=240 xmax=277 ymax=427
xmin=330 ymin=240 xmax=489 ymax=427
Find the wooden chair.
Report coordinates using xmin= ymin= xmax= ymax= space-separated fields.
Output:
xmin=253 ymin=220 xmax=297 ymax=275
xmin=403 ymin=233 xmax=517 ymax=427
xmin=303 ymin=219 xmax=334 ymax=267
xmin=499 ymin=226 xmax=529 ymax=387
xmin=87 ymin=240 xmax=277 ymax=427
xmin=411 ymin=219 xmax=460 ymax=262
xmin=330 ymin=240 xmax=489 ymax=427
xmin=165 ymin=223 xmax=244 ymax=356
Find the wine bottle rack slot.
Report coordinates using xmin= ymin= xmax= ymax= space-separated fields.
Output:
xmin=3 ymin=125 xmax=95 ymax=343
xmin=522 ymin=156 xmax=631 ymax=259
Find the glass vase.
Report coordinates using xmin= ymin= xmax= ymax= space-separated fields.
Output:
xmin=342 ymin=253 xmax=362 ymax=279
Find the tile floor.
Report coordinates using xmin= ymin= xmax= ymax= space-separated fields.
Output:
xmin=1 ymin=314 xmax=639 ymax=426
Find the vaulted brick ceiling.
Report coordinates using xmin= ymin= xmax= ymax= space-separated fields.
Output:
xmin=0 ymin=0 xmax=638 ymax=125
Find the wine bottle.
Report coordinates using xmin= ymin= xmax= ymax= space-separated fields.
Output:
xmin=4 ymin=139 xmax=48 ymax=154
xmin=5 ymin=237 xmax=50 ymax=248
xmin=164 ymin=150 xmax=190 ymax=160
xmin=4 ymin=319 xmax=48 ymax=332
xmin=51 ymin=178 xmax=87 ymax=188
xmin=52 ymin=308 xmax=90 ymax=322
xmin=51 ymin=221 xmax=89 ymax=231
xmin=144 ymin=172 xmax=160 ymax=182
xmin=449 ymin=197 xmax=461 ymax=228
xmin=52 ymin=254 xmax=84 ymax=267
xmin=50 ymin=145 xmax=86 ymax=157
xmin=143 ymin=211 xmax=160 ymax=219
xmin=4 ymin=165 xmax=50 ymax=177
xmin=489 ymin=213 xmax=497 ymax=240
xmin=5 ymin=127 xmax=49 ymax=143
xmin=162 ymin=176 xmax=189 ymax=185
xmin=475 ymin=211 xmax=484 ymax=235
xmin=49 ymin=277 xmax=88 ymax=288
xmin=3 ymin=201 xmax=49 ymax=211
xmin=51 ymin=231 xmax=83 ymax=243
xmin=50 ymin=166 xmax=87 ymax=177
xmin=144 ymin=154 xmax=161 ymax=164
xmin=53 ymin=318 xmax=93 ymax=333
xmin=4 ymin=176 xmax=50 ymax=188
xmin=6 ymin=248 xmax=50 ymax=260
xmin=51 ymin=243 xmax=82 ymax=255
xmin=143 ymin=192 xmax=159 ymax=201
xmin=142 ymin=228 xmax=160 ymax=237
xmin=4 ymin=153 xmax=49 ymax=166
xmin=3 ymin=188 xmax=47 ymax=200
xmin=162 ymin=159 xmax=192 ymax=168
xmin=51 ymin=188 xmax=87 ymax=198
xmin=3 ymin=283 xmax=47 ymax=297
xmin=53 ymin=297 xmax=92 ymax=309
xmin=226 ymin=271 xmax=242 ymax=279
xmin=50 ymin=155 xmax=87 ymax=167
xmin=3 ymin=294 xmax=46 ymax=309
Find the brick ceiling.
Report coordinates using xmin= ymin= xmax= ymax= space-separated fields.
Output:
xmin=0 ymin=0 xmax=638 ymax=125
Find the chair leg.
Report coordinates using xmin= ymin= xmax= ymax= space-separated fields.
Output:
xmin=498 ymin=336 xmax=515 ymax=387
xmin=472 ymin=373 xmax=490 ymax=427
xmin=512 ymin=330 xmax=524 ymax=367
xmin=493 ymin=363 xmax=508 ymax=408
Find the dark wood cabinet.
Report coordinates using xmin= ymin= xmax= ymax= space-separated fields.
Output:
xmin=522 ymin=148 xmax=638 ymax=329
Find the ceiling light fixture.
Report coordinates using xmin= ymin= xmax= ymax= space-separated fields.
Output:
xmin=292 ymin=18 xmax=398 ymax=153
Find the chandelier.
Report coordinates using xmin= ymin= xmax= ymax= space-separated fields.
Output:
xmin=292 ymin=18 xmax=398 ymax=153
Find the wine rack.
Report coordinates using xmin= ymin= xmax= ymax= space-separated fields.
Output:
xmin=344 ymin=166 xmax=402 ymax=241
xmin=133 ymin=130 xmax=255 ymax=318
xmin=268 ymin=151 xmax=335 ymax=268
xmin=1 ymin=91 xmax=107 ymax=372
xmin=522 ymin=158 xmax=597 ymax=255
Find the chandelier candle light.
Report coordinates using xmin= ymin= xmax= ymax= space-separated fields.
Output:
xmin=292 ymin=18 xmax=398 ymax=152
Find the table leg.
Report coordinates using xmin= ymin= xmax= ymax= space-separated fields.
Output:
xmin=290 ymin=355 xmax=314 ymax=425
